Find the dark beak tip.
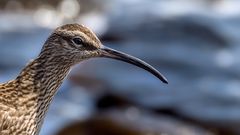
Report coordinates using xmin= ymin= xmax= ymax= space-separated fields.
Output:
xmin=159 ymin=76 xmax=168 ymax=84
xmin=163 ymin=79 xmax=168 ymax=84
xmin=101 ymin=46 xmax=169 ymax=85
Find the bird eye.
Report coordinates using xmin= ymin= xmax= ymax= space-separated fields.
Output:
xmin=72 ymin=37 xmax=83 ymax=45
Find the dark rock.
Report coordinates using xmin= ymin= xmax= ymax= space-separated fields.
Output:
xmin=106 ymin=14 xmax=229 ymax=47
xmin=56 ymin=109 xmax=213 ymax=135
xmin=96 ymin=93 xmax=135 ymax=109
xmin=57 ymin=117 xmax=141 ymax=135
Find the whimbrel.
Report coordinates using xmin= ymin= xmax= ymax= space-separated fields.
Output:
xmin=0 ymin=24 xmax=168 ymax=135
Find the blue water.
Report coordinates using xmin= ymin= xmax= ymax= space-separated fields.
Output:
xmin=1 ymin=8 xmax=240 ymax=134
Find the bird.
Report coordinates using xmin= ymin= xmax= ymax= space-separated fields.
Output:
xmin=0 ymin=23 xmax=168 ymax=135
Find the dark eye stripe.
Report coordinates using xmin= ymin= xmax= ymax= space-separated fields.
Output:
xmin=72 ymin=38 xmax=83 ymax=45
xmin=54 ymin=33 xmax=97 ymax=50
xmin=84 ymin=43 xmax=98 ymax=50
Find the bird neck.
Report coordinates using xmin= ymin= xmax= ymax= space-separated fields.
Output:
xmin=17 ymin=55 xmax=71 ymax=98
xmin=14 ymin=55 xmax=71 ymax=134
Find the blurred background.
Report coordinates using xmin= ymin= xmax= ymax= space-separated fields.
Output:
xmin=0 ymin=0 xmax=240 ymax=135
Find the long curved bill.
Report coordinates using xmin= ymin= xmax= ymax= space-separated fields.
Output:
xmin=99 ymin=46 xmax=168 ymax=84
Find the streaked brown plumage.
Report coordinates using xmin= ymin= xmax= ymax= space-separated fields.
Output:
xmin=0 ymin=24 xmax=168 ymax=135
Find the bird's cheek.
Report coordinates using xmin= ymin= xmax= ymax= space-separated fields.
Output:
xmin=73 ymin=51 xmax=90 ymax=62
xmin=91 ymin=51 xmax=101 ymax=58
xmin=72 ymin=51 xmax=99 ymax=65
xmin=82 ymin=50 xmax=98 ymax=58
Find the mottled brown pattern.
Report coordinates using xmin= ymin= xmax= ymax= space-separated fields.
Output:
xmin=0 ymin=23 xmax=167 ymax=135
xmin=0 ymin=24 xmax=102 ymax=135
xmin=55 ymin=23 xmax=101 ymax=48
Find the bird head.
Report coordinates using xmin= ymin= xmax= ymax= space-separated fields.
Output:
xmin=40 ymin=23 xmax=168 ymax=84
